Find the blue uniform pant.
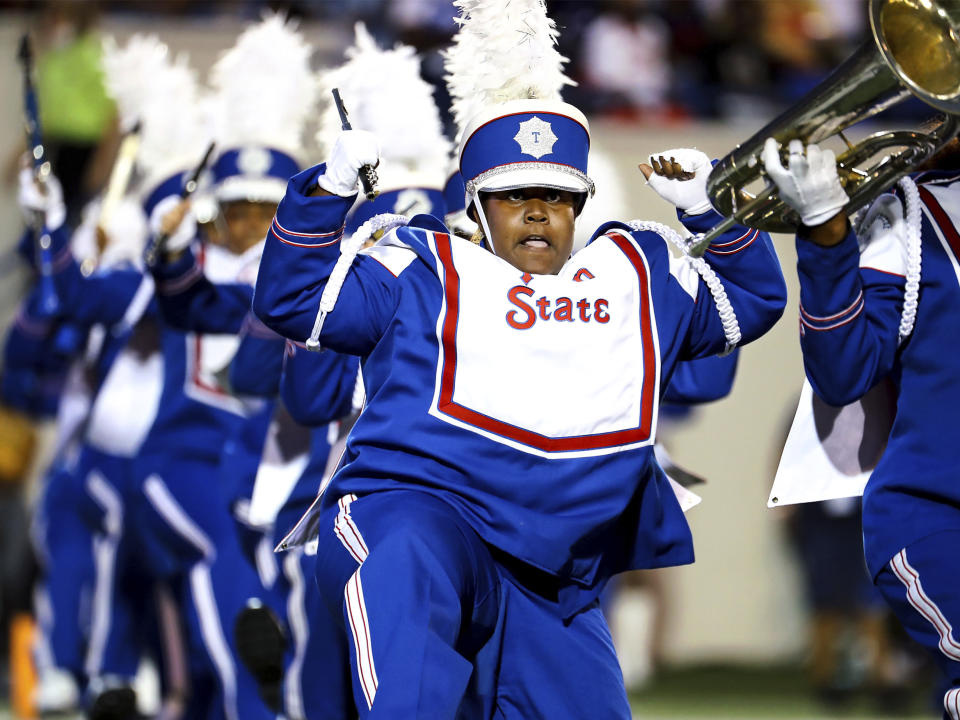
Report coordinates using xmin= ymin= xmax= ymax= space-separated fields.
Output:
xmin=134 ymin=454 xmax=272 ymax=720
xmin=312 ymin=489 xmax=631 ymax=719
xmin=875 ymin=530 xmax=960 ymax=720
xmin=33 ymin=463 xmax=95 ymax=681
xmin=75 ymin=446 xmax=149 ymax=686
xmin=265 ymin=546 xmax=349 ymax=720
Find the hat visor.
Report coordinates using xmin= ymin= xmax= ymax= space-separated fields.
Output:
xmin=215 ymin=176 xmax=287 ymax=205
xmin=471 ymin=165 xmax=593 ymax=197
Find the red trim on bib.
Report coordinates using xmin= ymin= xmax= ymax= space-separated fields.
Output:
xmin=920 ymin=186 xmax=960 ymax=262
xmin=434 ymin=231 xmax=656 ymax=452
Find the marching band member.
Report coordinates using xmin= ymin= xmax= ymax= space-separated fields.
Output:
xmin=15 ymin=28 xmax=273 ymax=717
xmin=14 ymin=159 xmax=96 ymax=717
xmin=252 ymin=0 xmax=786 ymax=716
xmin=139 ymin=14 xmax=322 ymax=720
xmin=764 ymin=134 xmax=960 ymax=720
xmin=233 ymin=23 xmax=453 ymax=717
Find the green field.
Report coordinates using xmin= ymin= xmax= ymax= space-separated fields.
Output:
xmin=0 ymin=663 xmax=939 ymax=719
xmin=629 ymin=664 xmax=937 ymax=719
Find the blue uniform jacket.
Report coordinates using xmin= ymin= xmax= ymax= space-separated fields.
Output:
xmin=796 ymin=170 xmax=960 ymax=578
xmin=43 ymin=220 xmax=257 ymax=465
xmin=253 ymin=164 xmax=787 ymax=616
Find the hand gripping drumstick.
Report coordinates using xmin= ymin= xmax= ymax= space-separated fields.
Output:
xmin=332 ymin=88 xmax=379 ymax=201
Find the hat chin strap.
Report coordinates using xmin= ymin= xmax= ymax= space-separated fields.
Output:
xmin=469 ymin=194 xmax=498 ymax=257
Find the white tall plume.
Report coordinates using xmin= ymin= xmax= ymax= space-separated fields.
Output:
xmin=100 ymin=34 xmax=209 ymax=192
xmin=443 ymin=0 xmax=575 ymax=142
xmin=208 ymin=12 xmax=316 ymax=157
xmin=317 ymin=23 xmax=450 ymax=189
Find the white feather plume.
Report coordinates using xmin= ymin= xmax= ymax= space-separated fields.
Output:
xmin=100 ymin=34 xmax=209 ymax=193
xmin=317 ymin=23 xmax=450 ymax=189
xmin=208 ymin=12 xmax=316 ymax=157
xmin=443 ymin=0 xmax=574 ymax=141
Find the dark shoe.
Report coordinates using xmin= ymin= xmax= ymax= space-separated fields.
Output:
xmin=234 ymin=599 xmax=287 ymax=712
xmin=87 ymin=686 xmax=138 ymax=720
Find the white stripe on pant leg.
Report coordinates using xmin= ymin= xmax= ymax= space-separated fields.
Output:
xmin=189 ymin=564 xmax=239 ymax=720
xmin=335 ymin=495 xmax=367 ymax=562
xmin=945 ymin=687 xmax=960 ymax=720
xmin=892 ymin=549 xmax=960 ymax=651
xmin=345 ymin=569 xmax=378 ymax=710
xmin=890 ymin=550 xmax=960 ymax=661
xmin=332 ymin=496 xmax=378 ymax=710
xmin=33 ymin=586 xmax=56 ymax=672
xmin=143 ymin=476 xmax=215 ymax=558
xmin=255 ymin=534 xmax=279 ymax=589
xmin=143 ymin=477 xmax=234 ymax=718
xmin=84 ymin=535 xmax=118 ymax=678
xmin=84 ymin=471 xmax=124 ymax=678
xmin=282 ymin=550 xmax=308 ymax=720
xmin=87 ymin=471 xmax=124 ymax=536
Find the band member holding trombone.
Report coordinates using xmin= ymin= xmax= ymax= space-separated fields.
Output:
xmin=764 ymin=134 xmax=960 ymax=719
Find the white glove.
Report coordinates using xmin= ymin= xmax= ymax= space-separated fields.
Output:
xmin=644 ymin=148 xmax=713 ymax=215
xmin=316 ymin=130 xmax=380 ymax=197
xmin=761 ymin=137 xmax=848 ymax=226
xmin=18 ymin=167 xmax=66 ymax=231
xmin=149 ymin=195 xmax=196 ymax=255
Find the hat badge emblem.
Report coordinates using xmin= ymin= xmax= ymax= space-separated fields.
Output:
xmin=238 ymin=147 xmax=272 ymax=176
xmin=394 ymin=188 xmax=431 ymax=217
xmin=513 ymin=117 xmax=557 ymax=159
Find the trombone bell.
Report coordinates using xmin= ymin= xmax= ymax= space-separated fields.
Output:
xmin=697 ymin=0 xmax=960 ymax=254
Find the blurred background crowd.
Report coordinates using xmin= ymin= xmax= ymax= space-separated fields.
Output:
xmin=0 ymin=1 xmax=944 ymax=718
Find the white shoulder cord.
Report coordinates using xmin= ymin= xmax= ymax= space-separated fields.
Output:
xmin=627 ymin=220 xmax=741 ymax=355
xmin=853 ymin=177 xmax=922 ymax=345
xmin=305 ymin=213 xmax=409 ymax=350
xmin=895 ymin=176 xmax=922 ymax=343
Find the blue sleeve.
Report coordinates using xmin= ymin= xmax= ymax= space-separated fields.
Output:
xmin=44 ymin=223 xmax=145 ymax=326
xmin=228 ymin=313 xmax=285 ymax=397
xmin=280 ymin=342 xmax=359 ymax=426
xmin=1 ymin=300 xmax=76 ymax=417
xmin=151 ymin=247 xmax=253 ymax=334
xmin=676 ymin=208 xmax=787 ymax=357
xmin=252 ymin=164 xmax=402 ymax=356
xmin=4 ymin=298 xmax=54 ymax=369
xmin=663 ymin=348 xmax=739 ymax=404
xmin=795 ymin=229 xmax=902 ymax=405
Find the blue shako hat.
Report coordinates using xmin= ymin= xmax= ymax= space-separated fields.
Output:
xmin=443 ymin=170 xmax=466 ymax=214
xmin=346 ymin=187 xmax=446 ymax=235
xmin=211 ymin=146 xmax=300 ymax=204
xmin=458 ymin=98 xmax=594 ymax=211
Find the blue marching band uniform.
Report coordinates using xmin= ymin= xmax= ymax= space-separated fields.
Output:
xmin=12 ymin=3 xmax=960 ymax=720
xmin=786 ymin=166 xmax=960 ymax=719
xmin=249 ymin=89 xmax=786 ymax=715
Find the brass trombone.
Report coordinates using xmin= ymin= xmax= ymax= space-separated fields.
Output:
xmin=692 ymin=0 xmax=960 ymax=256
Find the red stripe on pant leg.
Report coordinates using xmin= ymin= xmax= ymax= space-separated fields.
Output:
xmin=345 ymin=575 xmax=375 ymax=708
xmin=353 ymin=572 xmax=378 ymax=696
xmin=891 ymin=552 xmax=960 ymax=661
xmin=897 ymin=551 xmax=960 ymax=653
xmin=892 ymin=553 xmax=946 ymax=635
xmin=334 ymin=524 xmax=364 ymax=564
xmin=891 ymin=555 xmax=946 ymax=635
xmin=344 ymin=516 xmax=369 ymax=557
xmin=900 ymin=552 xmax=960 ymax=648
